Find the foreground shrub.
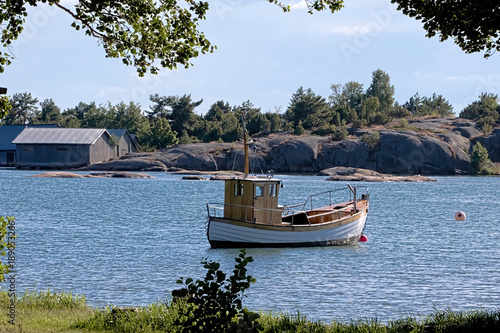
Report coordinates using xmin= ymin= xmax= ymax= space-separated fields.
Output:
xmin=175 ymin=248 xmax=260 ymax=332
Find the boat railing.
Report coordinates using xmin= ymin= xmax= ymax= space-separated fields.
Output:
xmin=295 ymin=186 xmax=369 ymax=212
xmin=296 ymin=187 xmax=350 ymax=211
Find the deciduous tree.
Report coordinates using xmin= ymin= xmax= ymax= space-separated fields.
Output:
xmin=329 ymin=82 xmax=364 ymax=124
xmin=1 ymin=0 xmax=215 ymax=75
xmin=392 ymin=0 xmax=500 ymax=58
xmin=366 ymin=69 xmax=395 ymax=116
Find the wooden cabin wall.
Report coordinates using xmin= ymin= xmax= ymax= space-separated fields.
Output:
xmin=224 ymin=179 xmax=282 ymax=224
xmin=15 ymin=144 xmax=91 ymax=168
xmin=253 ymin=182 xmax=281 ymax=225
xmin=224 ymin=180 xmax=254 ymax=221
xmin=91 ymin=136 xmax=115 ymax=164
xmin=0 ymin=151 xmax=15 ymax=166
xmin=120 ymin=135 xmax=137 ymax=156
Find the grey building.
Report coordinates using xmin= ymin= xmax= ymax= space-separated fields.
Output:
xmin=0 ymin=124 xmax=58 ymax=166
xmin=13 ymin=128 xmax=116 ymax=168
xmin=107 ymin=129 xmax=137 ymax=157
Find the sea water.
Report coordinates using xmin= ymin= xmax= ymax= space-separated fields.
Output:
xmin=0 ymin=170 xmax=499 ymax=322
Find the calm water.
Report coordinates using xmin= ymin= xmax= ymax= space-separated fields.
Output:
xmin=0 ymin=170 xmax=499 ymax=322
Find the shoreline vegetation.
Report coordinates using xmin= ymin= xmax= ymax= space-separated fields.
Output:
xmin=1 ymin=289 xmax=500 ymax=333
xmin=2 ymin=251 xmax=500 ymax=332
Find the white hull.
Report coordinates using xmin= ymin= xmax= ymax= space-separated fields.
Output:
xmin=207 ymin=211 xmax=367 ymax=248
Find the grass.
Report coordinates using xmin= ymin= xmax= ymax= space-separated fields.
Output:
xmin=0 ymin=289 xmax=93 ymax=333
xmin=1 ymin=289 xmax=500 ymax=332
xmin=479 ymin=162 xmax=500 ymax=175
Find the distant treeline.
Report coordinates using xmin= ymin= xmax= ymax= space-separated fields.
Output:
xmin=1 ymin=69 xmax=499 ymax=150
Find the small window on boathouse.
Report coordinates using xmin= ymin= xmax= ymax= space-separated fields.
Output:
xmin=234 ymin=183 xmax=244 ymax=196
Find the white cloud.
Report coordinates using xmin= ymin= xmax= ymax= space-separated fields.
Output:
xmin=326 ymin=24 xmax=373 ymax=36
xmin=290 ymin=1 xmax=308 ymax=10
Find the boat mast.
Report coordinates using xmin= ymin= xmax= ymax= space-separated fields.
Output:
xmin=241 ymin=111 xmax=249 ymax=178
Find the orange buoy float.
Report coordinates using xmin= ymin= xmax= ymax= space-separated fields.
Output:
xmin=455 ymin=211 xmax=466 ymax=221
xmin=359 ymin=234 xmax=368 ymax=242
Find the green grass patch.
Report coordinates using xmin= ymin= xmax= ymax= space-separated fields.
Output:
xmin=0 ymin=289 xmax=94 ymax=333
xmin=1 ymin=289 xmax=500 ymax=332
xmin=479 ymin=163 xmax=500 ymax=175
xmin=72 ymin=302 xmax=186 ymax=333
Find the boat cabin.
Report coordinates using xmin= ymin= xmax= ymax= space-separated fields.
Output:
xmin=224 ymin=178 xmax=282 ymax=225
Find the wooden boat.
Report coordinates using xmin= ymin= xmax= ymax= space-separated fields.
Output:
xmin=205 ymin=114 xmax=369 ymax=248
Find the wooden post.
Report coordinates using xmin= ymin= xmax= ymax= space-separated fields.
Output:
xmin=241 ymin=112 xmax=249 ymax=178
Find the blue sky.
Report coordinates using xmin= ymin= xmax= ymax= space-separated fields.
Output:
xmin=2 ymin=0 xmax=500 ymax=116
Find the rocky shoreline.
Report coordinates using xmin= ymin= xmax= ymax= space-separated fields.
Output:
xmin=30 ymin=171 xmax=153 ymax=178
xmin=319 ymin=167 xmax=437 ymax=182
xmin=74 ymin=117 xmax=498 ymax=178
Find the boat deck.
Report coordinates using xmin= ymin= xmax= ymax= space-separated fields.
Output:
xmin=281 ymin=200 xmax=368 ymax=226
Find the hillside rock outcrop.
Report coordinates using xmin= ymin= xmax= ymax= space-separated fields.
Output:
xmin=370 ymin=130 xmax=469 ymax=174
xmin=82 ymin=118 xmax=491 ymax=175
xmin=147 ymin=129 xmax=470 ymax=174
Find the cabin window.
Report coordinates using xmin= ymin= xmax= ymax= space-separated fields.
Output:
xmin=57 ymin=147 xmax=69 ymax=152
xmin=269 ymin=184 xmax=276 ymax=197
xmin=234 ymin=183 xmax=244 ymax=196
xmin=255 ymin=185 xmax=265 ymax=197
xmin=22 ymin=146 xmax=33 ymax=152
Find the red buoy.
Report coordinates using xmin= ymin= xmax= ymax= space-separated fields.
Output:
xmin=455 ymin=211 xmax=466 ymax=221
xmin=359 ymin=234 xmax=368 ymax=242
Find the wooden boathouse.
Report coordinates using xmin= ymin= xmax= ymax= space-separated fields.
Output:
xmin=12 ymin=127 xmax=116 ymax=168
xmin=107 ymin=128 xmax=138 ymax=157
xmin=0 ymin=124 xmax=59 ymax=167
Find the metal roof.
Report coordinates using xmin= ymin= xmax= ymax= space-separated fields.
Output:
xmin=107 ymin=128 xmax=127 ymax=138
xmin=12 ymin=128 xmax=108 ymax=145
xmin=0 ymin=125 xmax=58 ymax=150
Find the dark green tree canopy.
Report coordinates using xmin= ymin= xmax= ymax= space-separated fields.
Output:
xmin=392 ymin=0 xmax=500 ymax=57
xmin=459 ymin=93 xmax=499 ymax=133
xmin=1 ymin=0 xmax=214 ymax=75
xmin=403 ymin=92 xmax=453 ymax=117
xmin=286 ymin=87 xmax=329 ymax=129
xmin=3 ymin=92 xmax=39 ymax=125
